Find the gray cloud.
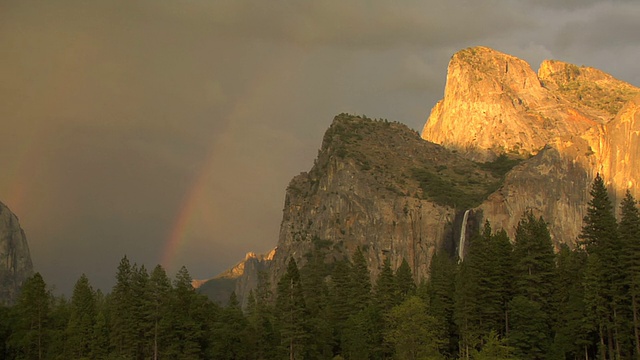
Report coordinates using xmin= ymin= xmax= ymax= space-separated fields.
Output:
xmin=0 ymin=0 xmax=639 ymax=294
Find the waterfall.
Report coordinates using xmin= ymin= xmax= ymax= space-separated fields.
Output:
xmin=458 ymin=210 xmax=470 ymax=262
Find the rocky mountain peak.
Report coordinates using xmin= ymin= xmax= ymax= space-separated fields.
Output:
xmin=0 ymin=202 xmax=34 ymax=305
xmin=423 ymin=47 xmax=640 ymax=246
xmin=449 ymin=46 xmax=544 ymax=95
xmin=538 ymin=59 xmax=639 ymax=118
xmin=421 ymin=46 xmax=638 ymax=163
xmin=202 ymin=47 xmax=640 ymax=306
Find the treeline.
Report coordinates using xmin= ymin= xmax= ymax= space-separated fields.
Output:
xmin=1 ymin=173 xmax=640 ymax=360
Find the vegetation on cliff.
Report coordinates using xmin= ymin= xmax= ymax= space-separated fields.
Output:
xmin=312 ymin=113 xmax=519 ymax=209
xmin=540 ymin=60 xmax=640 ymax=116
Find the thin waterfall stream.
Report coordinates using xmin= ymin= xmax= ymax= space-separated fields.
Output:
xmin=458 ymin=209 xmax=470 ymax=262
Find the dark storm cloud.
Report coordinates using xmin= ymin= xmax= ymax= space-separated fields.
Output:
xmin=176 ymin=0 xmax=531 ymax=49
xmin=534 ymin=0 xmax=637 ymax=11
xmin=0 ymin=0 xmax=638 ymax=294
xmin=544 ymin=2 xmax=640 ymax=85
xmin=554 ymin=2 xmax=640 ymax=50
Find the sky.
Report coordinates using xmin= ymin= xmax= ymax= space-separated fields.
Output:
xmin=1 ymin=0 xmax=639 ymax=295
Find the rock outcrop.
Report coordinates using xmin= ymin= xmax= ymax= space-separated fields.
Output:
xmin=197 ymin=250 xmax=275 ymax=305
xmin=0 ymin=202 xmax=34 ymax=305
xmin=200 ymin=115 xmax=506 ymax=304
xmin=422 ymin=46 xmax=639 ymax=245
xmin=600 ymin=95 xmax=640 ymax=203
xmin=204 ymin=47 xmax=640 ymax=304
xmin=268 ymin=116 xmax=455 ymax=287
xmin=421 ymin=47 xmax=638 ymax=163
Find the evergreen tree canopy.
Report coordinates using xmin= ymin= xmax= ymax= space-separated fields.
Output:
xmin=396 ymin=258 xmax=416 ymax=301
xmin=276 ymin=258 xmax=309 ymax=360
xmin=10 ymin=272 xmax=50 ymax=360
xmin=350 ymin=247 xmax=372 ymax=310
xmin=66 ymin=274 xmax=97 ymax=359
xmin=619 ymin=190 xmax=640 ymax=359
xmin=580 ymin=174 xmax=628 ymax=360
xmin=385 ymin=296 xmax=442 ymax=360
xmin=513 ymin=213 xmax=555 ymax=306
xmin=374 ymin=257 xmax=398 ymax=313
xmin=580 ymin=174 xmax=619 ymax=257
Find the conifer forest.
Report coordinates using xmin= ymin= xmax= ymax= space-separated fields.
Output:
xmin=2 ymin=174 xmax=640 ymax=360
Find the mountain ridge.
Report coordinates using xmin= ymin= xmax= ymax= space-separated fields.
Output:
xmin=198 ymin=46 xmax=640 ymax=305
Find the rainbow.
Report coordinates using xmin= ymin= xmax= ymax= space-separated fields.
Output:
xmin=159 ymin=53 xmax=308 ymax=271
xmin=1 ymin=126 xmax=46 ymax=215
xmin=160 ymin=152 xmax=213 ymax=271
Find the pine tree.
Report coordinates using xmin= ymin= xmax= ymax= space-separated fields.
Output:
xmin=424 ymin=250 xmax=458 ymax=357
xmin=396 ymin=258 xmax=416 ymax=301
xmin=66 ymin=274 xmax=97 ymax=358
xmin=328 ymin=259 xmax=353 ymax=352
xmin=109 ymin=255 xmax=136 ymax=358
xmin=454 ymin=247 xmax=481 ymax=360
xmin=508 ymin=295 xmax=550 ymax=360
xmin=91 ymin=310 xmax=109 ymax=359
xmin=372 ymin=257 xmax=398 ymax=359
xmin=454 ymin=222 xmax=505 ymax=348
xmin=341 ymin=305 xmax=379 ymax=360
xmin=374 ymin=257 xmax=398 ymax=313
xmin=131 ymin=264 xmax=152 ymax=359
xmin=211 ymin=292 xmax=250 ymax=359
xmin=329 ymin=260 xmax=352 ymax=319
xmin=276 ymin=258 xmax=309 ymax=360
xmin=583 ymin=253 xmax=610 ymax=359
xmin=167 ymin=266 xmax=205 ymax=359
xmin=385 ymin=296 xmax=441 ymax=360
xmin=580 ymin=174 xmax=627 ymax=359
xmin=510 ymin=213 xmax=555 ymax=357
xmin=580 ymin=174 xmax=619 ymax=255
xmin=471 ymin=222 xmax=503 ymax=334
xmin=247 ymin=271 xmax=279 ymax=360
xmin=619 ymin=190 xmax=640 ymax=359
xmin=549 ymin=245 xmax=590 ymax=359
xmin=490 ymin=229 xmax=515 ymax=336
xmin=0 ymin=305 xmax=13 ymax=359
xmin=148 ymin=264 xmax=172 ymax=360
xmin=10 ymin=273 xmax=50 ymax=360
xmin=512 ymin=213 xmax=555 ymax=308
xmin=350 ymin=247 xmax=372 ymax=310
xmin=300 ymin=249 xmax=333 ymax=359
xmin=47 ymin=295 xmax=71 ymax=358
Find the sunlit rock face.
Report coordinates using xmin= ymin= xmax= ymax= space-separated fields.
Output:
xmin=422 ymin=46 xmax=640 ymax=246
xmin=268 ymin=117 xmax=455 ymax=289
xmin=0 ymin=202 xmax=34 ymax=305
xmin=422 ymin=47 xmax=592 ymax=161
xmin=196 ymin=250 xmax=275 ymax=306
xmin=601 ymin=95 xmax=640 ymax=204
xmin=478 ymin=144 xmax=593 ymax=248
xmin=206 ymin=47 xmax=640 ymax=304
xmin=201 ymin=116 xmax=472 ymax=304
xmin=421 ymin=46 xmax=638 ymax=163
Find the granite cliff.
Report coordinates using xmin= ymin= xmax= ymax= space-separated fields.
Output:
xmin=421 ymin=46 xmax=639 ymax=245
xmin=201 ymin=47 xmax=640 ymax=304
xmin=0 ymin=202 xmax=34 ymax=305
xmin=421 ymin=46 xmax=638 ymax=163
xmin=200 ymin=115 xmax=511 ymax=304
xmin=197 ymin=250 xmax=274 ymax=305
